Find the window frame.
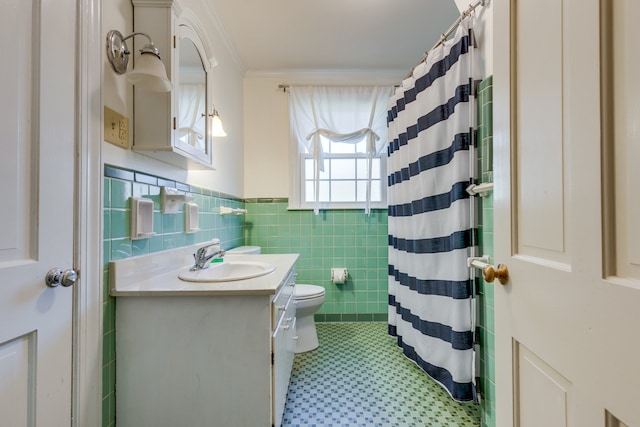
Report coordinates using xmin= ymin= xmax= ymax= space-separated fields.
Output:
xmin=288 ymin=137 xmax=387 ymax=211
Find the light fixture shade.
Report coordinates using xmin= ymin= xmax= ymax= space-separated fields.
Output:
xmin=211 ymin=113 xmax=227 ymax=137
xmin=126 ymin=52 xmax=173 ymax=92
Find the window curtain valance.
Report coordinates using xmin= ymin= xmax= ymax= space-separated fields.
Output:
xmin=289 ymin=85 xmax=394 ymax=214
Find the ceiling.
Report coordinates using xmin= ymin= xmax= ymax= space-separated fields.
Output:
xmin=205 ymin=0 xmax=460 ymax=76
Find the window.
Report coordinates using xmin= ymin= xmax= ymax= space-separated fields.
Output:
xmin=301 ymin=135 xmax=385 ymax=207
xmin=288 ymin=85 xmax=394 ymax=214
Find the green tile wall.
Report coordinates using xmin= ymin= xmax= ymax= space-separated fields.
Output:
xmin=244 ymin=201 xmax=389 ymax=322
xmin=477 ymin=76 xmax=496 ymax=427
xmin=102 ymin=165 xmax=244 ymax=427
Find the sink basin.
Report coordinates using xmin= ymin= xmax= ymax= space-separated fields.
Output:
xmin=178 ymin=261 xmax=276 ymax=282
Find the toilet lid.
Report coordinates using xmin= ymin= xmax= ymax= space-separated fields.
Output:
xmin=295 ymin=284 xmax=325 ymax=299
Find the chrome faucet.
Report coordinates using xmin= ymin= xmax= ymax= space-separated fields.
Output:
xmin=190 ymin=241 xmax=225 ymax=271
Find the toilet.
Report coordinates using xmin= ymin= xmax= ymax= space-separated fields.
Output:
xmin=225 ymin=245 xmax=262 ymax=255
xmin=226 ymin=245 xmax=325 ymax=353
xmin=293 ymin=284 xmax=325 ymax=353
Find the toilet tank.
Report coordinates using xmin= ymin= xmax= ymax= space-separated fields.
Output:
xmin=226 ymin=246 xmax=261 ymax=254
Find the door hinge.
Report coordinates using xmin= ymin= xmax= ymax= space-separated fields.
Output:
xmin=271 ymin=351 xmax=274 ymax=365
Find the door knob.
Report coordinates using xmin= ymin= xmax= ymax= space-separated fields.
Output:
xmin=45 ymin=268 xmax=79 ymax=288
xmin=467 ymin=256 xmax=509 ymax=285
xmin=483 ymin=264 xmax=509 ymax=285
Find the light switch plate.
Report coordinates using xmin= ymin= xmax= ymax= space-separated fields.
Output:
xmin=104 ymin=106 xmax=129 ymax=148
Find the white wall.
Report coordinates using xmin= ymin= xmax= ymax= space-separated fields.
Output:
xmin=243 ymin=75 xmax=289 ymax=198
xmin=243 ymin=71 xmax=401 ymax=198
xmin=454 ymin=0 xmax=493 ymax=76
xmin=102 ymin=0 xmax=245 ymax=197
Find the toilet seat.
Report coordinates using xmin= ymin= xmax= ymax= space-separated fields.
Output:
xmin=295 ymin=284 xmax=325 ymax=300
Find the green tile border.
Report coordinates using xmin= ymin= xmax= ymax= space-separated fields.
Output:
xmin=104 ymin=164 xmax=244 ymax=202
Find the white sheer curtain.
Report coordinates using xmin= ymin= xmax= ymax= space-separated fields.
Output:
xmin=289 ymin=85 xmax=394 ymax=214
xmin=177 ymin=83 xmax=206 ymax=151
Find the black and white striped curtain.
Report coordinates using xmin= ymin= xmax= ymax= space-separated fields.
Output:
xmin=387 ymin=17 xmax=479 ymax=402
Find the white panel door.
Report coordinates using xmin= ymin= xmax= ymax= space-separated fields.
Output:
xmin=0 ymin=0 xmax=76 ymax=425
xmin=493 ymin=0 xmax=640 ymax=426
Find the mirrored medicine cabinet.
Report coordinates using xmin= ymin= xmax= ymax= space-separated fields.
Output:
xmin=131 ymin=0 xmax=217 ymax=169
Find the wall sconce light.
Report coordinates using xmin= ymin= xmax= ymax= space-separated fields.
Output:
xmin=209 ymin=107 xmax=227 ymax=137
xmin=106 ymin=30 xmax=172 ymax=92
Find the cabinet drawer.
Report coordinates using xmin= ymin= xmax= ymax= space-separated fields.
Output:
xmin=273 ymin=292 xmax=293 ymax=337
xmin=272 ymin=268 xmax=296 ymax=331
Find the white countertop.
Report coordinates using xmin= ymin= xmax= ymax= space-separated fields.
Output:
xmin=109 ymin=244 xmax=299 ymax=296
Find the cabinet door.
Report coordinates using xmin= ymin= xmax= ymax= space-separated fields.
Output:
xmin=272 ymin=292 xmax=294 ymax=427
xmin=272 ymin=267 xmax=296 ymax=427
xmin=174 ymin=23 xmax=213 ymax=166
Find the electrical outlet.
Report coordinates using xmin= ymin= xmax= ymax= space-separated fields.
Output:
xmin=104 ymin=106 xmax=129 ymax=148
xmin=118 ymin=118 xmax=128 ymax=141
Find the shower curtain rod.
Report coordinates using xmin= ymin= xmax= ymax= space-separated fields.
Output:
xmin=405 ymin=0 xmax=488 ymax=79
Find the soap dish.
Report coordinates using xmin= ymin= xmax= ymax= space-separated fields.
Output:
xmin=185 ymin=202 xmax=200 ymax=233
xmin=130 ymin=197 xmax=155 ymax=240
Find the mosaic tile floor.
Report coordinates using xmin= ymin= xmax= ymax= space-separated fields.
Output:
xmin=282 ymin=322 xmax=480 ymax=427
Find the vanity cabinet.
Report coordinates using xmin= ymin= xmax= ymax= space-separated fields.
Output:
xmin=131 ymin=0 xmax=216 ymax=169
xmin=112 ymin=252 xmax=298 ymax=427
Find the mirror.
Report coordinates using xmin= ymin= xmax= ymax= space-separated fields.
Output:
xmin=177 ymin=37 xmax=207 ymax=154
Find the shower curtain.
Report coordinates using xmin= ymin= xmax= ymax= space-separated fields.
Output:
xmin=387 ymin=16 xmax=479 ymax=402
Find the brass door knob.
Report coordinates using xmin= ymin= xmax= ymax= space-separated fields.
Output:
xmin=483 ymin=264 xmax=509 ymax=285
